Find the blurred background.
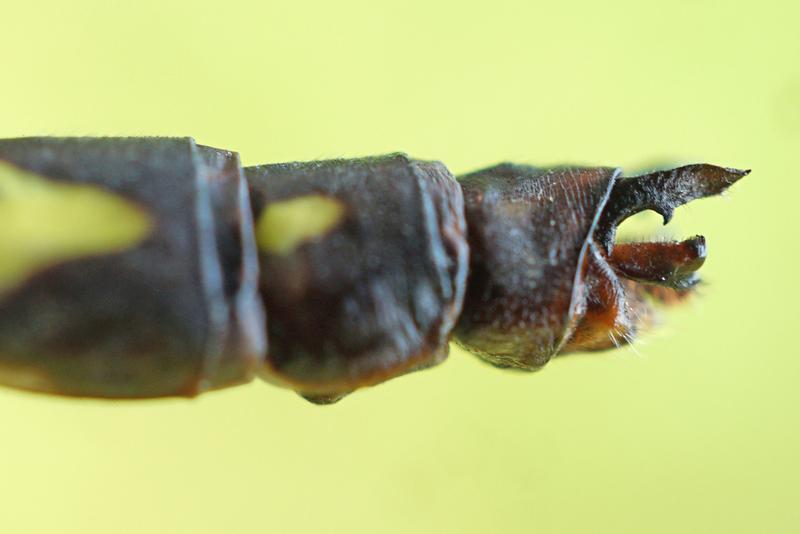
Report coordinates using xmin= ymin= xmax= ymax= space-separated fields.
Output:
xmin=0 ymin=1 xmax=795 ymax=532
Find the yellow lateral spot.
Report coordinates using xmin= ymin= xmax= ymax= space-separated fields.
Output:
xmin=0 ymin=160 xmax=153 ymax=293
xmin=256 ymin=195 xmax=346 ymax=255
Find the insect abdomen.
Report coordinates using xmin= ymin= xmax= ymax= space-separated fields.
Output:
xmin=0 ymin=138 xmax=748 ymax=402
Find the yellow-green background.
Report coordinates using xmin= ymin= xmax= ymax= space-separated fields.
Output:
xmin=0 ymin=1 xmax=795 ymax=532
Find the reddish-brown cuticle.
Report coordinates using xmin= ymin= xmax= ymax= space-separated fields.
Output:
xmin=609 ymin=236 xmax=707 ymax=289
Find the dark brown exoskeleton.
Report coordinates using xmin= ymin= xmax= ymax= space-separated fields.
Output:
xmin=453 ymin=163 xmax=747 ymax=368
xmin=0 ymin=138 xmax=748 ymax=403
